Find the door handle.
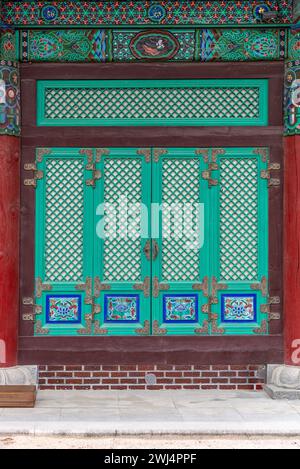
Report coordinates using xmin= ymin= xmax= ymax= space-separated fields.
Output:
xmin=152 ymin=240 xmax=159 ymax=261
xmin=143 ymin=240 xmax=151 ymax=261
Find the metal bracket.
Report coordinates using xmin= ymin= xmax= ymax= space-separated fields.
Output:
xmin=135 ymin=320 xmax=150 ymax=336
xmin=24 ymin=163 xmax=44 ymax=188
xmin=96 ymin=148 xmax=110 ymax=161
xmin=253 ymin=319 xmax=268 ymax=335
xmin=192 ymin=276 xmax=209 ymax=297
xmin=251 ymin=276 xmax=268 ymax=297
xmin=211 ymin=277 xmax=228 ymax=304
xmin=35 ymin=320 xmax=49 ymax=335
xmin=195 ymin=320 xmax=209 ymax=335
xmin=35 ymin=277 xmax=52 ymax=299
xmin=152 ymin=320 xmax=167 ymax=336
xmin=137 ymin=148 xmax=151 ymax=163
xmin=210 ymin=313 xmax=225 ymax=335
xmin=22 ymin=297 xmax=42 ymax=321
xmin=94 ymin=320 xmax=108 ymax=335
xmin=86 ymin=168 xmax=101 ymax=187
xmin=76 ymin=277 xmax=93 ymax=304
xmin=94 ymin=277 xmax=111 ymax=297
xmin=77 ymin=314 xmax=93 ymax=335
xmin=133 ymin=276 xmax=150 ymax=298
xmin=36 ymin=148 xmax=52 ymax=162
xmin=153 ymin=148 xmax=168 ymax=163
xmin=253 ymin=148 xmax=268 ymax=163
xmin=261 ymin=162 xmax=280 ymax=187
xmin=153 ymin=276 xmax=170 ymax=298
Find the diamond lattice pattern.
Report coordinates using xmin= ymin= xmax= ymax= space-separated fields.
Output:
xmin=45 ymin=158 xmax=84 ymax=283
xmin=103 ymin=158 xmax=142 ymax=282
xmin=220 ymin=158 xmax=258 ymax=281
xmin=45 ymin=86 xmax=260 ymax=121
xmin=162 ymin=158 xmax=200 ymax=282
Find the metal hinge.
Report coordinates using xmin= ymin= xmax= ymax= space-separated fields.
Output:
xmin=22 ymin=297 xmax=42 ymax=321
xmin=76 ymin=277 xmax=93 ymax=304
xmin=192 ymin=276 xmax=209 ymax=297
xmin=211 ymin=277 xmax=228 ymax=304
xmin=86 ymin=167 xmax=101 ymax=187
xmin=24 ymin=163 xmax=44 ymax=188
xmin=137 ymin=148 xmax=151 ymax=163
xmin=135 ymin=320 xmax=150 ymax=336
xmin=152 ymin=320 xmax=167 ymax=336
xmin=260 ymin=296 xmax=281 ymax=321
xmin=261 ymin=163 xmax=281 ymax=187
xmin=153 ymin=148 xmax=168 ymax=163
xmin=133 ymin=276 xmax=150 ymax=298
xmin=94 ymin=277 xmax=111 ymax=297
xmin=251 ymin=276 xmax=268 ymax=297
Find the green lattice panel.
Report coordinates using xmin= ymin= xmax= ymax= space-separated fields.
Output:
xmin=103 ymin=158 xmax=142 ymax=282
xmin=37 ymin=80 xmax=269 ymax=127
xmin=161 ymin=158 xmax=200 ymax=282
xmin=219 ymin=158 xmax=259 ymax=282
xmin=45 ymin=158 xmax=84 ymax=283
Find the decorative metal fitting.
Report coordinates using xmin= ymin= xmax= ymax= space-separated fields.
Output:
xmin=153 ymin=148 xmax=168 ymax=163
xmin=94 ymin=321 xmax=108 ymax=335
xmin=253 ymin=320 xmax=268 ymax=335
xmin=22 ymin=297 xmax=42 ymax=321
xmin=76 ymin=277 xmax=93 ymax=304
xmin=195 ymin=149 xmax=209 ymax=162
xmin=211 ymin=277 xmax=228 ymax=303
xmin=253 ymin=148 xmax=268 ymax=163
xmin=192 ymin=276 xmax=209 ymax=297
xmin=96 ymin=148 xmax=110 ymax=161
xmin=35 ymin=277 xmax=52 ymax=299
xmin=133 ymin=276 xmax=150 ymax=298
xmin=261 ymin=162 xmax=280 ymax=187
xmin=36 ymin=148 xmax=51 ymax=162
xmin=195 ymin=320 xmax=209 ymax=335
xmin=260 ymin=296 xmax=281 ymax=321
xmin=152 ymin=240 xmax=159 ymax=261
xmin=251 ymin=276 xmax=268 ymax=297
xmin=137 ymin=148 xmax=151 ymax=163
xmin=152 ymin=276 xmax=170 ymax=298
xmin=143 ymin=240 xmax=151 ymax=261
xmin=35 ymin=320 xmax=49 ymax=335
xmin=152 ymin=320 xmax=167 ymax=336
xmin=135 ymin=320 xmax=150 ymax=336
xmin=24 ymin=163 xmax=44 ymax=188
xmin=94 ymin=277 xmax=111 ymax=297
xmin=77 ymin=314 xmax=93 ymax=335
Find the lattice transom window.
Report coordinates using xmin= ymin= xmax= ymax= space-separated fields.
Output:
xmin=37 ymin=79 xmax=268 ymax=127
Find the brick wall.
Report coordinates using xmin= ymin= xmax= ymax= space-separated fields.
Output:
xmin=38 ymin=365 xmax=264 ymax=391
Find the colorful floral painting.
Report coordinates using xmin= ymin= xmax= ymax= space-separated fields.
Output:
xmin=221 ymin=294 xmax=256 ymax=322
xmin=0 ymin=62 xmax=20 ymax=136
xmin=130 ymin=30 xmax=179 ymax=60
xmin=104 ymin=295 xmax=139 ymax=322
xmin=46 ymin=295 xmax=81 ymax=323
xmin=163 ymin=295 xmax=198 ymax=322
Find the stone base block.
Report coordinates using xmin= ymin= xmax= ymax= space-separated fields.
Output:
xmin=0 ymin=365 xmax=38 ymax=386
xmin=264 ymin=364 xmax=300 ymax=400
xmin=264 ymin=384 xmax=300 ymax=400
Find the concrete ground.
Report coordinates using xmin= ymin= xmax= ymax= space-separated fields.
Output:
xmin=1 ymin=390 xmax=300 ymax=448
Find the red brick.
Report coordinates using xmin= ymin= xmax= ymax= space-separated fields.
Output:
xmin=39 ymin=366 xmax=46 ymax=371
xmin=48 ymin=379 xmax=65 ymax=384
xmin=157 ymin=378 xmax=173 ymax=384
xmin=174 ymin=365 xmax=192 ymax=371
xmin=230 ymin=378 xmax=247 ymax=384
xmin=74 ymin=372 xmax=91 ymax=378
xmin=248 ymin=378 xmax=263 ymax=384
xmin=201 ymin=385 xmax=218 ymax=390
xmin=165 ymin=385 xmax=182 ymax=390
xmin=194 ymin=365 xmax=211 ymax=370
xmin=201 ymin=372 xmax=218 ymax=377
xmin=92 ymin=385 xmax=110 ymax=390
xmin=137 ymin=365 xmax=155 ymax=371
xmin=212 ymin=365 xmax=229 ymax=371
xmin=65 ymin=379 xmax=83 ymax=384
xmin=56 ymin=372 xmax=73 ymax=377
xmin=128 ymin=372 xmax=146 ymax=377
xmin=120 ymin=379 xmax=137 ymax=384
xmin=237 ymin=385 xmax=255 ymax=390
xmin=248 ymin=365 xmax=260 ymax=371
xmin=38 ymin=379 xmax=46 ymax=385
xmin=212 ymin=378 xmax=229 ymax=384
xmin=146 ymin=385 xmax=164 ymax=390
xmin=120 ymin=365 xmax=137 ymax=371
xmin=110 ymin=372 xmax=128 ymax=378
xmin=165 ymin=372 xmax=183 ymax=377
xmin=230 ymin=366 xmax=248 ymax=371
xmin=183 ymin=385 xmax=200 ymax=390
xmin=255 ymin=384 xmax=263 ymax=391
xmin=48 ymin=366 xmax=64 ymax=371
xmin=238 ymin=372 xmax=250 ymax=377
xmin=74 ymin=386 xmax=91 ymax=390
xmin=84 ymin=379 xmax=100 ymax=384
xmin=102 ymin=365 xmax=119 ymax=371
xmin=92 ymin=372 xmax=110 ymax=377
xmin=110 ymin=385 xmax=127 ymax=390
xmin=175 ymin=378 xmax=192 ymax=384
xmin=56 ymin=386 xmax=73 ymax=390
xmin=183 ymin=372 xmax=201 ymax=377
xmin=85 ymin=366 xmax=101 ymax=371
xmin=156 ymin=365 xmax=174 ymax=371
xmin=39 ymin=372 xmax=55 ymax=378
xmin=65 ymin=365 xmax=82 ymax=371
xmin=220 ymin=372 xmax=237 ymax=377
xmin=39 ymin=386 xmax=54 ymax=390
xmin=194 ymin=378 xmax=210 ymax=384
xmin=129 ymin=385 xmax=146 ymax=390
xmin=102 ymin=379 xmax=119 ymax=384
xmin=219 ymin=385 xmax=237 ymax=390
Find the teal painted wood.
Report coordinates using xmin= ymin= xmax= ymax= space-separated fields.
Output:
xmin=209 ymin=147 xmax=269 ymax=335
xmin=151 ymin=148 xmax=210 ymax=335
xmin=36 ymin=79 xmax=269 ymax=127
xmin=35 ymin=148 xmax=94 ymax=336
xmin=93 ymin=148 xmax=152 ymax=335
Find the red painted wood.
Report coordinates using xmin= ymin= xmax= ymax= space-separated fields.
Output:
xmin=0 ymin=136 xmax=20 ymax=367
xmin=284 ymin=136 xmax=300 ymax=365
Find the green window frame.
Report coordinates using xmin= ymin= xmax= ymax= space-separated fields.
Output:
xmin=36 ymin=79 xmax=269 ymax=127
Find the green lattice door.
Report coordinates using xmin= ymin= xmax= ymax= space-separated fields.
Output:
xmin=33 ymin=147 xmax=269 ymax=336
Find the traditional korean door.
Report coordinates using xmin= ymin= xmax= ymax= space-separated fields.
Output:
xmin=33 ymin=147 xmax=269 ymax=336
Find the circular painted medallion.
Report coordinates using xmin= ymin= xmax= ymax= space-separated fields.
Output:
xmin=148 ymin=4 xmax=166 ymax=23
xmin=41 ymin=5 xmax=59 ymax=22
xmin=253 ymin=4 xmax=271 ymax=20
xmin=130 ymin=30 xmax=180 ymax=61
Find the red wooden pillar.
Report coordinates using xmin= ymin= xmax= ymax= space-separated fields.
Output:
xmin=0 ymin=136 xmax=20 ymax=367
xmin=284 ymin=136 xmax=300 ymax=365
